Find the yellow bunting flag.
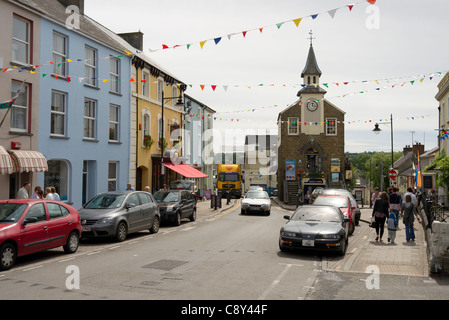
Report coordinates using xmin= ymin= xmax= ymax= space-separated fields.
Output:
xmin=200 ymin=41 xmax=207 ymax=49
xmin=293 ymin=18 xmax=302 ymax=27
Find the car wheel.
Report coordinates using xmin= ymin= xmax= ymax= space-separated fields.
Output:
xmin=349 ymin=220 xmax=355 ymax=236
xmin=339 ymin=236 xmax=348 ymax=256
xmin=0 ymin=243 xmax=16 ymax=271
xmin=116 ymin=222 xmax=128 ymax=242
xmin=63 ymin=231 xmax=79 ymax=254
xmin=190 ymin=208 xmax=196 ymax=222
xmin=174 ymin=211 xmax=182 ymax=226
xmin=150 ymin=216 xmax=160 ymax=234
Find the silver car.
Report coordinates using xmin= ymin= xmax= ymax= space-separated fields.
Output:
xmin=241 ymin=191 xmax=271 ymax=216
xmin=79 ymin=191 xmax=160 ymax=242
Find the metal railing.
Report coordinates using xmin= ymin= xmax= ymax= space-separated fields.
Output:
xmin=423 ymin=197 xmax=449 ymax=230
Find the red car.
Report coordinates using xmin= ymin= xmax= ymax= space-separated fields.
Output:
xmin=0 ymin=199 xmax=82 ymax=271
xmin=312 ymin=194 xmax=356 ymax=235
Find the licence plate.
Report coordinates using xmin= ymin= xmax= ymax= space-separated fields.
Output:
xmin=82 ymin=227 xmax=91 ymax=232
xmin=302 ymin=239 xmax=314 ymax=247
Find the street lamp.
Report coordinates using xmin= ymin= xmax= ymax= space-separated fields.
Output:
xmin=372 ymin=114 xmax=394 ymax=170
xmin=160 ymin=90 xmax=184 ymax=190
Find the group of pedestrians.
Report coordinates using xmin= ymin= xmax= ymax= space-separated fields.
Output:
xmin=371 ymin=187 xmax=421 ymax=244
xmin=16 ymin=182 xmax=61 ymax=201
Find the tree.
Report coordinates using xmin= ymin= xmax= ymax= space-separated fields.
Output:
xmin=425 ymin=149 xmax=449 ymax=189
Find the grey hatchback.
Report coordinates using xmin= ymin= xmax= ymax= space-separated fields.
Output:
xmin=79 ymin=191 xmax=160 ymax=242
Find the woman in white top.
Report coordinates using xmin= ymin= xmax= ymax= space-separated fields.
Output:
xmin=51 ymin=187 xmax=60 ymax=201
xmin=45 ymin=187 xmax=54 ymax=200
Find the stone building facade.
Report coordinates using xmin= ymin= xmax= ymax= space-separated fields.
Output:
xmin=277 ymin=40 xmax=346 ymax=203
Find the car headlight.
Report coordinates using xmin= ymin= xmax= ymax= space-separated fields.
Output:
xmin=318 ymin=234 xmax=340 ymax=239
xmin=261 ymin=203 xmax=269 ymax=208
xmin=241 ymin=203 xmax=249 ymax=208
xmin=98 ymin=217 xmax=114 ymax=224
xmin=166 ymin=206 xmax=175 ymax=212
xmin=281 ymin=231 xmax=300 ymax=238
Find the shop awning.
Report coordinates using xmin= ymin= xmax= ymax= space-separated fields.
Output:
xmin=0 ymin=146 xmax=14 ymax=175
xmin=9 ymin=150 xmax=48 ymax=173
xmin=164 ymin=163 xmax=208 ymax=179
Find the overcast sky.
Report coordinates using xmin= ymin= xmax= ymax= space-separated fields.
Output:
xmin=85 ymin=0 xmax=449 ymax=154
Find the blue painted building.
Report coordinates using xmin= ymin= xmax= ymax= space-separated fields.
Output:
xmin=34 ymin=0 xmax=132 ymax=209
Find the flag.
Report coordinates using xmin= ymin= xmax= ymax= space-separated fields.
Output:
xmin=416 ymin=152 xmax=422 ymax=188
xmin=0 ymin=80 xmax=25 ymax=109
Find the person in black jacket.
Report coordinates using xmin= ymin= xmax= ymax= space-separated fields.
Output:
xmin=372 ymin=192 xmax=390 ymax=242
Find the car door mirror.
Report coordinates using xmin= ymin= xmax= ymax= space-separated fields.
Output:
xmin=283 ymin=215 xmax=291 ymax=220
xmin=23 ymin=217 xmax=38 ymax=225
xmin=344 ymin=218 xmax=350 ymax=223
xmin=126 ymin=203 xmax=136 ymax=210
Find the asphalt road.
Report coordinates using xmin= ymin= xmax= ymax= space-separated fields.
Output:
xmin=2 ymin=200 xmax=449 ymax=303
xmin=0 ymin=201 xmax=326 ymax=300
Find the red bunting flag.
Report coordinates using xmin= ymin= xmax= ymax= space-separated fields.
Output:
xmin=367 ymin=0 xmax=376 ymax=4
xmin=162 ymin=44 xmax=169 ymax=49
xmin=242 ymin=31 xmax=247 ymax=38
xmin=200 ymin=85 xmax=205 ymax=91
xmin=348 ymin=5 xmax=354 ymax=11
xmin=211 ymin=85 xmax=217 ymax=91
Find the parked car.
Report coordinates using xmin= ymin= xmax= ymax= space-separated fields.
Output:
xmin=241 ymin=190 xmax=271 ymax=216
xmin=312 ymin=194 xmax=356 ymax=235
xmin=247 ymin=186 xmax=264 ymax=193
xmin=321 ymin=188 xmax=361 ymax=226
xmin=169 ymin=180 xmax=195 ymax=192
xmin=269 ymin=188 xmax=278 ymax=197
xmin=79 ymin=191 xmax=160 ymax=242
xmin=153 ymin=190 xmax=196 ymax=226
xmin=279 ymin=205 xmax=349 ymax=255
xmin=0 ymin=199 xmax=82 ymax=271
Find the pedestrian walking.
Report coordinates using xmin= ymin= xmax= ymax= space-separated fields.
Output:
xmin=403 ymin=187 xmax=417 ymax=206
xmin=401 ymin=194 xmax=421 ymax=242
xmin=387 ymin=210 xmax=398 ymax=244
xmin=371 ymin=187 xmax=380 ymax=207
xmin=17 ymin=182 xmax=31 ymax=199
xmin=304 ymin=191 xmax=310 ymax=204
xmin=372 ymin=191 xmax=390 ymax=242
xmin=30 ymin=186 xmax=42 ymax=199
xmin=389 ymin=187 xmax=401 ymax=228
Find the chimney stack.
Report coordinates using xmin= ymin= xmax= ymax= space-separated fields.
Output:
xmin=57 ymin=0 xmax=84 ymax=15
xmin=118 ymin=32 xmax=144 ymax=51
xmin=403 ymin=145 xmax=412 ymax=155
xmin=413 ymin=143 xmax=424 ymax=156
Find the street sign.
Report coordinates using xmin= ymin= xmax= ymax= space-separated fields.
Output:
xmin=389 ymin=169 xmax=397 ymax=180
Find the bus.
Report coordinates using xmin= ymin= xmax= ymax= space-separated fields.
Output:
xmin=217 ymin=164 xmax=242 ymax=198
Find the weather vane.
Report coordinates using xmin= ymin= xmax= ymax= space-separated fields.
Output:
xmin=308 ymin=30 xmax=315 ymax=46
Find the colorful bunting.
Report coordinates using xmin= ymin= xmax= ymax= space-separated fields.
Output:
xmin=148 ymin=0 xmax=377 ymax=52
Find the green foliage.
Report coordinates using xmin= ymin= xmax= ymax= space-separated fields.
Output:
xmin=347 ymin=151 xmax=403 ymax=191
xmin=425 ymin=149 xmax=449 ymax=188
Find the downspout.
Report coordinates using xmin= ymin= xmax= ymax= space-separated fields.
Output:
xmin=135 ymin=60 xmax=139 ymax=189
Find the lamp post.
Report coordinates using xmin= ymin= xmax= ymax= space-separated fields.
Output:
xmin=373 ymin=113 xmax=394 ymax=170
xmin=160 ymin=90 xmax=184 ymax=190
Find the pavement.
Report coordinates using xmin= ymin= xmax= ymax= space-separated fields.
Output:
xmin=271 ymin=198 xmax=430 ymax=277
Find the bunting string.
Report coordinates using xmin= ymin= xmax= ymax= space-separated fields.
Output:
xmin=148 ymin=0 xmax=377 ymax=52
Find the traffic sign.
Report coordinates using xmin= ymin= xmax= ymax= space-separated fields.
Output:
xmin=389 ymin=170 xmax=398 ymax=180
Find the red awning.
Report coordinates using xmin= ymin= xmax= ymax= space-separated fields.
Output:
xmin=164 ymin=163 xmax=208 ymax=179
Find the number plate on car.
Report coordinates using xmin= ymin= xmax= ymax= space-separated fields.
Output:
xmin=82 ymin=227 xmax=91 ymax=232
xmin=302 ymin=239 xmax=314 ymax=247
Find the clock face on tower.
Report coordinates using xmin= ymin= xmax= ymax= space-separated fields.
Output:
xmin=307 ymin=101 xmax=318 ymax=112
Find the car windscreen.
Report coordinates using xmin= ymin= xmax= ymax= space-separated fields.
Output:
xmin=291 ymin=206 xmax=341 ymax=222
xmin=245 ymin=191 xmax=269 ymax=199
xmin=313 ymin=196 xmax=347 ymax=208
xmin=84 ymin=194 xmax=126 ymax=209
xmin=154 ymin=191 xmax=180 ymax=203
xmin=0 ymin=203 xmax=28 ymax=223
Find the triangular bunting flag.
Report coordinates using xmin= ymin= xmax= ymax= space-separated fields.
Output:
xmin=162 ymin=45 xmax=169 ymax=50
xmin=223 ymin=85 xmax=228 ymax=92
xmin=276 ymin=22 xmax=285 ymax=29
xmin=242 ymin=31 xmax=247 ymax=38
xmin=328 ymin=8 xmax=338 ymax=18
xmin=293 ymin=18 xmax=302 ymax=27
xmin=211 ymin=85 xmax=217 ymax=91
xmin=200 ymin=41 xmax=207 ymax=49
xmin=348 ymin=5 xmax=354 ymax=11
xmin=259 ymin=28 xmax=264 ymax=33
xmin=200 ymin=85 xmax=205 ymax=91
xmin=214 ymin=37 xmax=222 ymax=45
xmin=311 ymin=14 xmax=319 ymax=20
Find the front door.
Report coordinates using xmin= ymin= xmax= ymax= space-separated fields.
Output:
xmin=20 ymin=203 xmax=49 ymax=255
